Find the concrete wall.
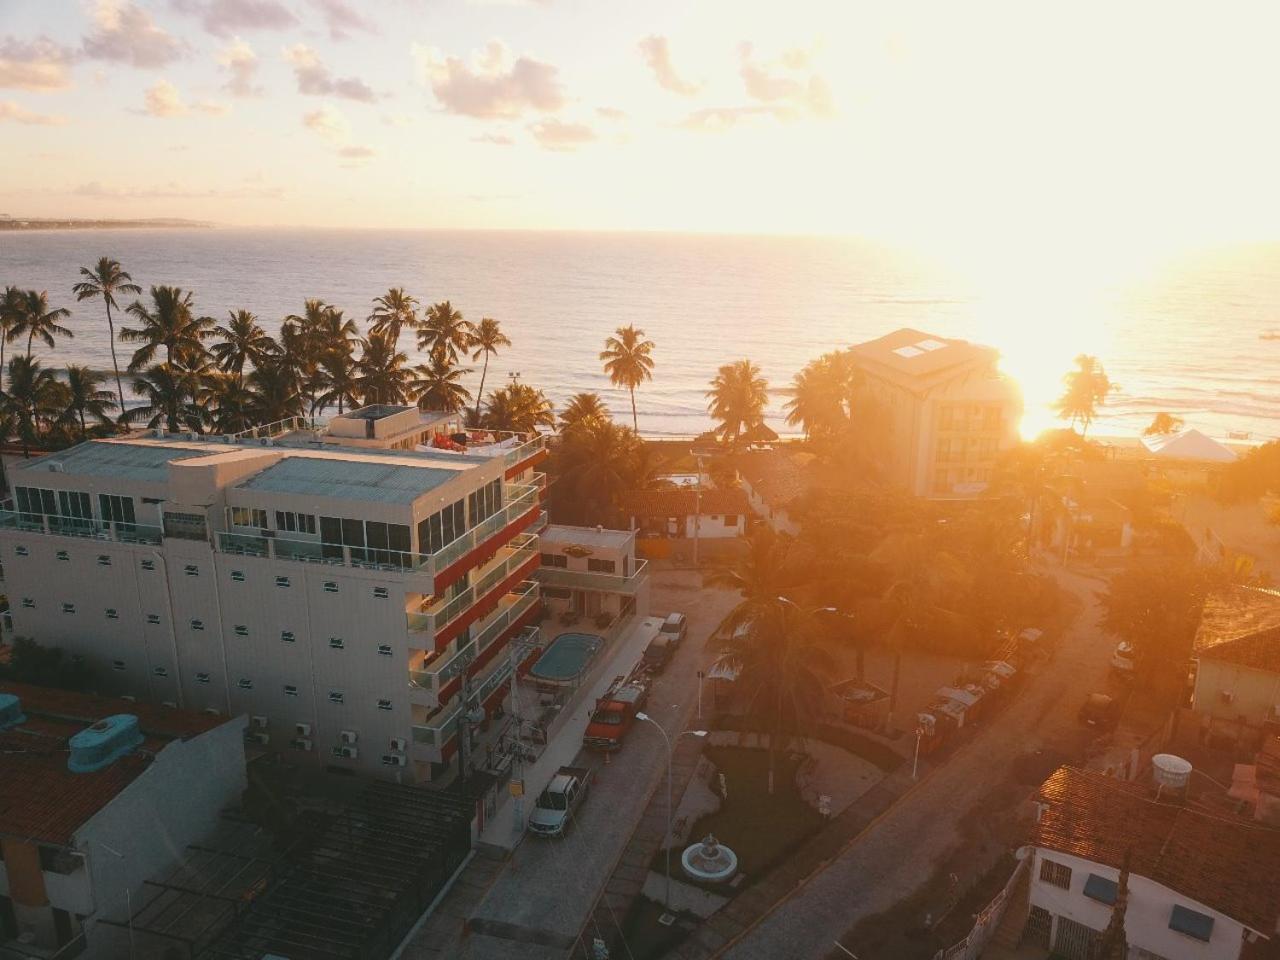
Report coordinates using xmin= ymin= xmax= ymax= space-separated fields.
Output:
xmin=739 ymin=480 xmax=799 ymax=536
xmin=1028 ymin=847 xmax=1249 ymax=960
xmin=1193 ymin=658 xmax=1280 ymax=730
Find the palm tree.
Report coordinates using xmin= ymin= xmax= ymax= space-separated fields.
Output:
xmin=706 ymin=359 xmax=768 ymax=448
xmin=0 ymin=286 xmax=24 ymax=391
xmin=281 ymin=299 xmax=337 ymax=413
xmin=72 ymin=257 xmax=141 ymax=414
xmin=599 ymin=325 xmax=655 ymax=431
xmin=706 ymin=525 xmax=808 ymax=637
xmin=210 ymin=310 xmax=276 ymax=387
xmin=3 ymin=356 xmax=65 ymax=456
xmin=551 ymin=417 xmax=650 ymax=523
xmin=58 ymin=365 xmax=117 ymax=439
xmin=316 ymin=343 xmax=360 ymax=416
xmin=120 ymin=286 xmax=212 ymax=371
xmin=417 ymin=301 xmax=474 ymax=365
xmin=469 ymin=317 xmax=511 ymax=422
xmin=558 ymin=391 xmax=609 ymax=432
xmin=369 ymin=287 xmax=419 ymax=348
xmin=1055 ymin=354 xmax=1115 ymax=437
xmin=410 ymin=357 xmax=473 ymax=412
xmin=8 ymin=290 xmax=73 ymax=363
xmin=1143 ymin=412 xmax=1184 ymax=436
xmin=126 ymin=363 xmax=207 ymax=433
xmin=355 ymin=332 xmax=411 ymax=405
xmin=247 ymin=359 xmax=305 ymax=424
xmin=200 ymin=371 xmax=255 ymax=434
xmin=480 ymin=382 xmax=554 ymax=435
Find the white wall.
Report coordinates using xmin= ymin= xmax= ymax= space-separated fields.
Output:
xmin=682 ymin=513 xmax=744 ymax=539
xmin=1194 ymin=658 xmax=1280 ymax=729
xmin=1028 ymin=847 xmax=1249 ymax=960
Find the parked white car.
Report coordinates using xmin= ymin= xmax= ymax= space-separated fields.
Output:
xmin=1110 ymin=642 xmax=1136 ymax=676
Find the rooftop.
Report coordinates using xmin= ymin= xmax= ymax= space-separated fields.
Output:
xmin=620 ymin=485 xmax=751 ymax=518
xmin=1034 ymin=766 xmax=1280 ymax=933
xmin=12 ymin=441 xmax=215 ymax=485
xmin=735 ymin=449 xmax=814 ymax=509
xmin=1194 ymin=586 xmax=1280 ymax=672
xmin=847 ymin=327 xmax=999 ymax=387
xmin=343 ymin=403 xmax=413 ymax=421
xmin=0 ymin=681 xmax=230 ymax=847
xmin=541 ymin=523 xmax=635 ymax=550
xmin=238 ymin=453 xmax=462 ymax=503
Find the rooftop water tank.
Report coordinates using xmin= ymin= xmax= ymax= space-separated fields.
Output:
xmin=1152 ymin=754 xmax=1192 ymax=793
xmin=0 ymin=693 xmax=25 ymax=730
xmin=68 ymin=714 xmax=144 ymax=773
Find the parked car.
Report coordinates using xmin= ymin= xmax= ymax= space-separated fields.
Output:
xmin=660 ymin=612 xmax=688 ymax=645
xmin=528 ymin=766 xmax=590 ymax=837
xmin=1078 ymin=693 xmax=1121 ymax=731
xmin=1110 ymin=642 xmax=1135 ymax=678
xmin=643 ymin=635 xmax=674 ymax=672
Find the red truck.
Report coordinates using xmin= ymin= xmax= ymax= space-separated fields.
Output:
xmin=583 ymin=664 xmax=652 ymax=751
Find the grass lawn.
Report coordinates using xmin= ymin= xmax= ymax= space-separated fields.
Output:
xmin=674 ymin=745 xmax=826 ymax=883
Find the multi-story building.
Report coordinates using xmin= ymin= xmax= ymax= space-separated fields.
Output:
xmin=847 ymin=327 xmax=1022 ymax=497
xmin=0 ymin=405 xmax=548 ymax=784
xmin=536 ymin=524 xmax=650 ymax=626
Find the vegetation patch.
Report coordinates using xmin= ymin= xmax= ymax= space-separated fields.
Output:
xmin=711 ymin=714 xmax=904 ymax=773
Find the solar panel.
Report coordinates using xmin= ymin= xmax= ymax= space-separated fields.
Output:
xmin=916 ymin=338 xmax=948 ymax=351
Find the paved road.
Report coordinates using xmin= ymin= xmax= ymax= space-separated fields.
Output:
xmin=719 ymin=567 xmax=1111 ymax=960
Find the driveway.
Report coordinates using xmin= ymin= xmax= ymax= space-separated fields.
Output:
xmin=717 ymin=566 xmax=1111 ymax=960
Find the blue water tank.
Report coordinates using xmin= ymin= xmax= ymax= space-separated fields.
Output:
xmin=68 ymin=714 xmax=144 ymax=773
xmin=0 ymin=693 xmax=25 ymax=730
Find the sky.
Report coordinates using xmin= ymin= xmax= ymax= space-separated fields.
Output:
xmin=4 ymin=0 xmax=1280 ymax=251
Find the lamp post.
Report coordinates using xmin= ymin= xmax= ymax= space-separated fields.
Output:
xmin=635 ymin=713 xmax=706 ymax=913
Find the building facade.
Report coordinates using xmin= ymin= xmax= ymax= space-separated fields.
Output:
xmin=621 ymin=487 xmax=749 ymax=540
xmin=0 ymin=407 xmax=548 ymax=784
xmin=1192 ymin=586 xmax=1280 ymax=745
xmin=847 ymin=328 xmax=1022 ymax=497
xmin=535 ymin=524 xmax=650 ymax=627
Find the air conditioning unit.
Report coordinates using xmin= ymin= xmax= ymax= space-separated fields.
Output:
xmin=382 ymin=754 xmax=408 ymax=767
xmin=389 ymin=737 xmax=407 ymax=752
xmin=47 ymin=462 xmax=64 ymax=473
xmin=290 ymin=738 xmax=312 ymax=751
xmin=259 ymin=438 xmax=271 ymax=446
xmin=1221 ymin=690 xmax=1236 ymax=704
xmin=245 ymin=732 xmax=270 ymax=745
xmin=295 ymin=722 xmax=312 ymax=737
xmin=340 ymin=729 xmax=358 ymax=745
xmin=335 ymin=745 xmax=358 ymax=760
xmin=203 ymin=707 xmax=220 ymax=716
xmin=251 ymin=715 xmax=269 ymax=729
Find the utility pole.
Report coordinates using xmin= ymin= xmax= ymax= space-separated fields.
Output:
xmin=456 ymin=649 xmax=477 ymax=783
xmin=506 ymin=626 xmax=543 ymax=837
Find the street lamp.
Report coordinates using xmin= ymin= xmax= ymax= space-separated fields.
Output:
xmin=635 ymin=712 xmax=707 ymax=914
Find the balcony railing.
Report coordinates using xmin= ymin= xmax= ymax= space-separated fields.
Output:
xmin=0 ymin=509 xmax=164 ymax=546
xmin=410 ymin=581 xmax=540 ymax=694
xmin=406 ymin=540 xmax=538 ymax=636
xmin=535 ymin=559 xmax=649 ymax=595
xmin=412 ymin=657 xmax=516 ymax=748
xmin=425 ymin=484 xmax=539 ymax=574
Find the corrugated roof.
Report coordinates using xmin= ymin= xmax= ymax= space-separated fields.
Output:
xmin=620 ymin=486 xmax=750 ymax=518
xmin=1194 ymin=587 xmax=1280 ymax=672
xmin=239 ymin=455 xmax=458 ymax=503
xmin=14 ymin=441 xmax=212 ymax=484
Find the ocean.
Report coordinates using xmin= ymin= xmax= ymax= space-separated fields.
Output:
xmin=2 ymin=227 xmax=1278 ymax=442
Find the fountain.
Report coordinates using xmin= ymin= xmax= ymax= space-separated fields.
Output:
xmin=681 ymin=833 xmax=739 ymax=884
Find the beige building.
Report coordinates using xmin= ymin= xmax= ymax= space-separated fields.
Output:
xmin=0 ymin=406 xmax=548 ymax=784
xmin=535 ymin=524 xmax=650 ymax=627
xmin=1192 ymin=586 xmax=1280 ymax=744
xmin=847 ymin=328 xmax=1022 ymax=497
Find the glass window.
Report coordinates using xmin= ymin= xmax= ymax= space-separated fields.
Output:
xmin=230 ymin=507 xmax=267 ymax=528
xmin=373 ymin=586 xmax=389 ymax=599
xmin=15 ymin=486 xmax=56 ymax=518
xmin=329 ymin=637 xmax=344 ymax=649
xmin=275 ymin=510 xmax=316 ymax=535
xmin=20 ymin=597 xmax=34 ymax=608
xmin=275 ymin=576 xmax=290 ymax=588
xmin=55 ymin=550 xmax=69 ymax=561
xmin=1169 ymin=906 xmax=1214 ymax=942
xmin=146 ymin=613 xmax=161 ymax=625
xmin=587 ymin=558 xmax=616 ymax=574
xmin=98 ymin=494 xmax=136 ymax=525
xmin=328 ymin=691 xmax=344 ymax=704
xmin=58 ymin=490 xmax=92 ymax=520
xmin=153 ymin=666 xmax=168 ymax=678
xmin=141 ymin=558 xmax=155 ymax=571
xmin=540 ymin=552 xmax=567 ymax=568
xmin=61 ymin=602 xmax=75 ymax=614
xmin=281 ymin=630 xmax=295 ymax=642
xmin=184 ymin=564 xmax=199 ymax=577
xmin=1039 ymin=858 xmax=1071 ymax=890
xmin=377 ymin=644 xmax=393 ymax=656
xmin=238 ymin=678 xmax=253 ymax=690
xmin=377 ymin=698 xmax=392 ymax=711
xmin=234 ymin=625 xmax=249 ymax=637
xmin=231 ymin=570 xmax=245 ymax=582
xmin=323 ymin=581 xmax=338 ymax=593
xmin=112 ymin=659 xmax=125 ymax=670
xmin=105 ymin=608 xmax=119 ymax=620
xmin=97 ymin=554 xmax=111 ymax=566
xmin=1083 ymin=874 xmax=1118 ymax=905
xmin=284 ymin=684 xmax=298 ymax=696
xmin=190 ymin=619 xmax=204 ymax=631
xmin=195 ymin=672 xmax=210 ymax=683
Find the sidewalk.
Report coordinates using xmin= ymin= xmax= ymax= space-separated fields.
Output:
xmin=477 ymin=614 xmax=662 ymax=855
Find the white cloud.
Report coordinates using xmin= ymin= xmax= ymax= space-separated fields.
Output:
xmin=529 ymin=118 xmax=595 ymax=151
xmin=0 ymin=100 xmax=68 ymax=125
xmin=284 ymin=44 xmax=376 ymax=102
xmin=302 ymin=104 xmax=348 ymax=140
xmin=195 ymin=99 xmax=230 ymax=115
xmin=75 ymin=179 xmax=283 ymax=199
xmin=170 ymin=0 xmax=298 ymax=37
xmin=143 ymin=79 xmax=187 ymax=117
xmin=738 ymin=42 xmax=834 ymax=118
xmin=0 ymin=37 xmax=74 ymax=91
xmin=83 ymin=1 xmax=185 ymax=68
xmin=310 ymin=0 xmax=376 ymax=41
xmin=637 ymin=35 xmax=699 ymax=96
xmin=413 ymin=40 xmax=564 ymax=119
xmin=217 ymin=38 xmax=261 ymax=97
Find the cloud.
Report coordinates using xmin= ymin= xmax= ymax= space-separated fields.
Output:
xmin=195 ymin=99 xmax=230 ymax=115
xmin=83 ymin=1 xmax=185 ymax=68
xmin=0 ymin=37 xmax=75 ymax=91
xmin=529 ymin=118 xmax=595 ymax=151
xmin=302 ymin=104 xmax=348 ymax=140
xmin=74 ymin=179 xmax=284 ymax=200
xmin=637 ymin=35 xmax=699 ymax=96
xmin=595 ymin=106 xmax=626 ymax=120
xmin=676 ymin=105 xmax=773 ymax=132
xmin=472 ymin=131 xmax=514 ymax=145
xmin=337 ymin=144 xmax=374 ymax=158
xmin=310 ymin=0 xmax=376 ymax=41
xmin=143 ymin=79 xmax=187 ymax=116
xmin=170 ymin=0 xmax=298 ymax=37
xmin=382 ymin=113 xmax=413 ymax=127
xmin=738 ymin=43 xmax=834 ymax=118
xmin=0 ymin=100 xmax=68 ymax=125
xmin=412 ymin=40 xmax=564 ymax=119
xmin=217 ymin=38 xmax=261 ymax=96
xmin=284 ymin=44 xmax=376 ymax=102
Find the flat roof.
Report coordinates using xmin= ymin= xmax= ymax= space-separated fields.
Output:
xmin=541 ymin=524 xmax=635 ymax=549
xmin=342 ymin=404 xmax=413 ymax=421
xmin=238 ymin=454 xmax=461 ymax=503
xmin=12 ymin=441 xmax=213 ymax=485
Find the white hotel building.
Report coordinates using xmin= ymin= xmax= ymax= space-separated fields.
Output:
xmin=0 ymin=405 xmax=548 ymax=783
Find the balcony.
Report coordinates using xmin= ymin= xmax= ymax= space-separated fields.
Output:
xmin=406 ymin=539 xmax=538 ymax=641
xmin=411 ymin=655 xmax=515 ymax=751
xmin=535 ymin=559 xmax=649 ymax=595
xmin=0 ymin=509 xmax=164 ymax=546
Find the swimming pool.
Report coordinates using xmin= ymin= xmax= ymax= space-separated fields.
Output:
xmin=528 ymin=632 xmax=605 ymax=686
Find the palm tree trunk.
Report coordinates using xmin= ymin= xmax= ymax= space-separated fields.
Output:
xmin=26 ymin=329 xmax=34 ymax=363
xmin=79 ymin=408 xmax=86 ymax=440
xmin=1 ymin=334 xmax=6 ymax=393
xmin=630 ymin=386 xmax=638 ymax=433
xmin=474 ymin=353 xmax=489 ymax=423
xmin=105 ymin=300 xmax=126 ymax=422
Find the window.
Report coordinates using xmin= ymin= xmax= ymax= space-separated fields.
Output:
xmin=587 ymin=558 xmax=616 ymax=574
xmin=163 ymin=512 xmax=207 ymax=540
xmin=58 ymin=490 xmax=92 ymax=521
xmin=415 ymin=499 xmax=466 ymax=555
xmin=541 ymin=552 xmax=568 ymax=568
xmin=275 ymin=576 xmax=290 ymax=588
xmin=283 ymin=684 xmax=298 ymax=697
xmin=323 ymin=581 xmax=338 ymax=593
xmin=190 ymin=619 xmax=204 ymax=631
xmin=543 ymin=586 xmax=571 ymax=600
xmin=15 ymin=486 xmax=56 ymax=518
xmin=96 ymin=555 xmax=111 ymax=566
xmin=1169 ymin=905 xmax=1214 ymax=942
xmin=280 ymin=630 xmax=296 ymax=643
xmin=275 ymin=510 xmax=317 ymax=535
xmin=230 ymin=506 xmax=268 ymax=528
xmin=195 ymin=672 xmax=210 ymax=684
xmin=184 ymin=564 xmax=199 ymax=577
xmin=234 ymin=625 xmax=249 ymax=637
xmin=1083 ymin=874 xmax=1117 ymax=905
xmin=112 ymin=659 xmax=125 ymax=671
xmin=20 ymin=597 xmax=34 ymax=608
xmin=328 ymin=690 xmax=344 ymax=704
xmin=105 ymin=608 xmax=119 ymax=620
xmin=141 ymin=558 xmax=155 ymax=571
xmin=321 ymin=517 xmax=411 ymax=566
xmin=329 ymin=637 xmax=345 ymax=649
xmin=231 ymin=570 xmax=245 ymax=582
xmin=377 ymin=644 xmax=393 ymax=656
xmin=373 ymin=586 xmax=389 ymax=599
xmin=153 ymin=666 xmax=168 ymax=678
xmin=1039 ymin=858 xmax=1071 ymax=889
xmin=14 ymin=545 xmax=28 ymax=557
xmin=146 ymin=614 xmax=161 ymax=625
xmin=468 ymin=478 xmax=503 ymax=526
xmin=55 ymin=550 xmax=69 ymax=562
xmin=238 ymin=678 xmax=253 ymax=690
xmin=61 ymin=602 xmax=75 ymax=614
xmin=724 ymin=514 xmax=739 ymax=527
xmin=376 ymin=698 xmax=392 ymax=711
xmin=98 ymin=494 xmax=136 ymax=526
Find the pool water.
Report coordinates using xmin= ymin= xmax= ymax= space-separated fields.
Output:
xmin=529 ymin=633 xmax=605 ymax=683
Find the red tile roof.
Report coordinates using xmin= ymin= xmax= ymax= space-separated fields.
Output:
xmin=0 ymin=682 xmax=231 ymax=847
xmin=620 ymin=486 xmax=750 ymax=518
xmin=735 ymin=450 xmax=812 ymax=510
xmin=1195 ymin=587 xmax=1280 ymax=673
xmin=1034 ymin=766 xmax=1280 ymax=933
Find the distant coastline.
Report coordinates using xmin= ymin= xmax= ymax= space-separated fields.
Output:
xmin=0 ymin=217 xmax=214 ymax=232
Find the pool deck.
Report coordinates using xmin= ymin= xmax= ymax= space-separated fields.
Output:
xmin=475 ymin=614 xmax=663 ymax=856
xmin=526 ymin=632 xmax=604 ymax=684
